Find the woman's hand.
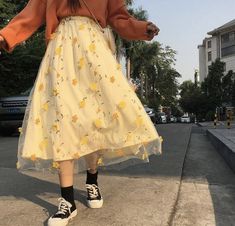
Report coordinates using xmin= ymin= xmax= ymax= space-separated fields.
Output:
xmin=146 ymin=21 xmax=160 ymax=40
xmin=0 ymin=35 xmax=7 ymax=50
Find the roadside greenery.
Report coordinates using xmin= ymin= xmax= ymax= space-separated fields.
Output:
xmin=0 ymin=0 xmax=46 ymax=96
xmin=179 ymin=59 xmax=235 ymax=121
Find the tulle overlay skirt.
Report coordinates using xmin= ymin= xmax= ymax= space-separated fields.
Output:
xmin=16 ymin=16 xmax=163 ymax=174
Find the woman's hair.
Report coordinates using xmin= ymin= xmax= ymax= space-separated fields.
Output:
xmin=68 ymin=0 xmax=81 ymax=12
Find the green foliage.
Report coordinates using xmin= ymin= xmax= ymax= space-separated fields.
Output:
xmin=201 ymin=58 xmax=225 ymax=107
xmin=0 ymin=0 xmax=29 ymax=26
xmin=205 ymin=110 xmax=215 ymax=121
xmin=180 ymin=59 xmax=235 ymax=121
xmin=222 ymin=70 xmax=235 ymax=105
xmin=0 ymin=31 xmax=46 ymax=96
xmin=179 ymin=80 xmax=206 ymax=116
xmin=232 ymin=81 xmax=235 ymax=107
xmin=115 ymin=4 xmax=181 ymax=110
xmin=131 ymin=41 xmax=180 ymax=110
xmin=0 ymin=0 xmax=45 ymax=97
xmin=201 ymin=59 xmax=235 ymax=108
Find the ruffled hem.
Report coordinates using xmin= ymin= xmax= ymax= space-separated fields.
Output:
xmin=16 ymin=135 xmax=162 ymax=174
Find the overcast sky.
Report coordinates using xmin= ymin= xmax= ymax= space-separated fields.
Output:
xmin=133 ymin=0 xmax=235 ymax=84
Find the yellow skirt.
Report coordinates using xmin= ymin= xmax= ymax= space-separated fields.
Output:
xmin=16 ymin=16 xmax=163 ymax=174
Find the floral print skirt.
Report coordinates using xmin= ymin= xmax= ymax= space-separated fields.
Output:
xmin=16 ymin=16 xmax=163 ymax=174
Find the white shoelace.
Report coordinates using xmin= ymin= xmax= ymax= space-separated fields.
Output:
xmin=56 ymin=198 xmax=72 ymax=215
xmin=86 ymin=184 xmax=99 ymax=199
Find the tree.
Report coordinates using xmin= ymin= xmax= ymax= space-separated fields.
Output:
xmin=130 ymin=40 xmax=180 ymax=110
xmin=179 ymin=80 xmax=209 ymax=120
xmin=0 ymin=0 xmax=46 ymax=97
xmin=201 ymin=58 xmax=225 ymax=108
xmin=222 ymin=70 xmax=235 ymax=105
xmin=232 ymin=80 xmax=235 ymax=107
xmin=0 ymin=0 xmax=16 ymax=25
xmin=180 ymin=58 xmax=235 ymax=121
xmin=115 ymin=4 xmax=149 ymax=80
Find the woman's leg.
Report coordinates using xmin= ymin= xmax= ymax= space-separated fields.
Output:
xmin=58 ymin=160 xmax=77 ymax=211
xmin=58 ymin=159 xmax=74 ymax=186
xmin=84 ymin=152 xmax=99 ymax=173
xmin=84 ymin=152 xmax=103 ymax=208
xmin=48 ymin=160 xmax=77 ymax=224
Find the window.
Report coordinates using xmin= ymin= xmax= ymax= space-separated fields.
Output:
xmin=208 ymin=51 xmax=212 ymax=61
xmin=221 ymin=31 xmax=235 ymax=57
xmin=221 ymin=32 xmax=235 ymax=44
xmin=207 ymin=40 xmax=212 ymax=48
xmin=221 ymin=46 xmax=235 ymax=57
xmin=221 ymin=33 xmax=230 ymax=43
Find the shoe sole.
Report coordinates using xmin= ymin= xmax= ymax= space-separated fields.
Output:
xmin=87 ymin=198 xmax=103 ymax=208
xmin=47 ymin=209 xmax=78 ymax=226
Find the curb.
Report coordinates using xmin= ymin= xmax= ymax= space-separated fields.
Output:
xmin=168 ymin=125 xmax=193 ymax=225
xmin=206 ymin=129 xmax=235 ymax=173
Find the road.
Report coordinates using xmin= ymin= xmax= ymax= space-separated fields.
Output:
xmin=0 ymin=123 xmax=234 ymax=226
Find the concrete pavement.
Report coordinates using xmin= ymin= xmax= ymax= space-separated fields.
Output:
xmin=172 ymin=126 xmax=235 ymax=226
xmin=199 ymin=121 xmax=235 ymax=173
xmin=0 ymin=124 xmax=192 ymax=226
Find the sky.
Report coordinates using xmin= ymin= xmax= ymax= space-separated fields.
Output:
xmin=133 ymin=0 xmax=235 ymax=84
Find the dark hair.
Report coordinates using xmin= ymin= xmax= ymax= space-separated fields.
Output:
xmin=68 ymin=0 xmax=81 ymax=12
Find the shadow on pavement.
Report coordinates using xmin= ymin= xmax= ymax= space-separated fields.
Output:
xmin=0 ymin=123 xmax=192 ymax=225
xmin=181 ymin=126 xmax=235 ymax=226
xmin=0 ymin=168 xmax=87 ymax=218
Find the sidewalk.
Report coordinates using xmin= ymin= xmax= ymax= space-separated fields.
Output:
xmin=171 ymin=126 xmax=235 ymax=226
xmin=199 ymin=121 xmax=235 ymax=173
xmin=198 ymin=120 xmax=235 ymax=129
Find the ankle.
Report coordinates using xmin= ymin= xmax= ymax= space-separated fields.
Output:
xmin=87 ymin=168 xmax=97 ymax=174
xmin=60 ymin=185 xmax=76 ymax=211
xmin=86 ymin=169 xmax=98 ymax=185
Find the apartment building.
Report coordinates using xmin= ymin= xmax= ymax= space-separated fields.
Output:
xmin=198 ymin=19 xmax=235 ymax=82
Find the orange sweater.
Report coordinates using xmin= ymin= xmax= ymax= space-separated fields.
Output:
xmin=0 ymin=0 xmax=152 ymax=53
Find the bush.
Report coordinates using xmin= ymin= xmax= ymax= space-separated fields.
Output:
xmin=205 ymin=111 xmax=215 ymax=121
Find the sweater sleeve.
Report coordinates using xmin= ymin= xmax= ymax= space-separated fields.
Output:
xmin=107 ymin=0 xmax=151 ymax=41
xmin=0 ymin=0 xmax=46 ymax=53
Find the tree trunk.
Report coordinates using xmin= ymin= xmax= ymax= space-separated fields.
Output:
xmin=126 ymin=57 xmax=131 ymax=79
xmin=145 ymin=74 xmax=148 ymax=101
xmin=140 ymin=71 xmax=144 ymax=99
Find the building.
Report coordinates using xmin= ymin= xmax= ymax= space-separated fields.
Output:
xmin=198 ymin=19 xmax=235 ymax=82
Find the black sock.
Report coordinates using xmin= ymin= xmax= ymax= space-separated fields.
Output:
xmin=60 ymin=185 xmax=76 ymax=212
xmin=86 ymin=170 xmax=98 ymax=186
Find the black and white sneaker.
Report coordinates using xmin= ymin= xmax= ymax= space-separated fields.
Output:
xmin=47 ymin=197 xmax=77 ymax=226
xmin=85 ymin=184 xmax=103 ymax=208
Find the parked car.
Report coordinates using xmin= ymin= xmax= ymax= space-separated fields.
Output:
xmin=156 ymin=112 xmax=167 ymax=124
xmin=0 ymin=87 xmax=32 ymax=136
xmin=166 ymin=114 xmax=171 ymax=123
xmin=143 ymin=105 xmax=156 ymax=123
xmin=170 ymin=115 xmax=177 ymax=123
xmin=180 ymin=115 xmax=191 ymax=123
xmin=166 ymin=114 xmax=177 ymax=123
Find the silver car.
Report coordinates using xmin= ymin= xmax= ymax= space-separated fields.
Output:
xmin=156 ymin=112 xmax=167 ymax=124
xmin=143 ymin=105 xmax=156 ymax=123
xmin=0 ymin=87 xmax=32 ymax=136
xmin=181 ymin=115 xmax=190 ymax=123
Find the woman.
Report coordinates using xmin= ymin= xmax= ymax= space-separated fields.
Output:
xmin=0 ymin=0 xmax=162 ymax=225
